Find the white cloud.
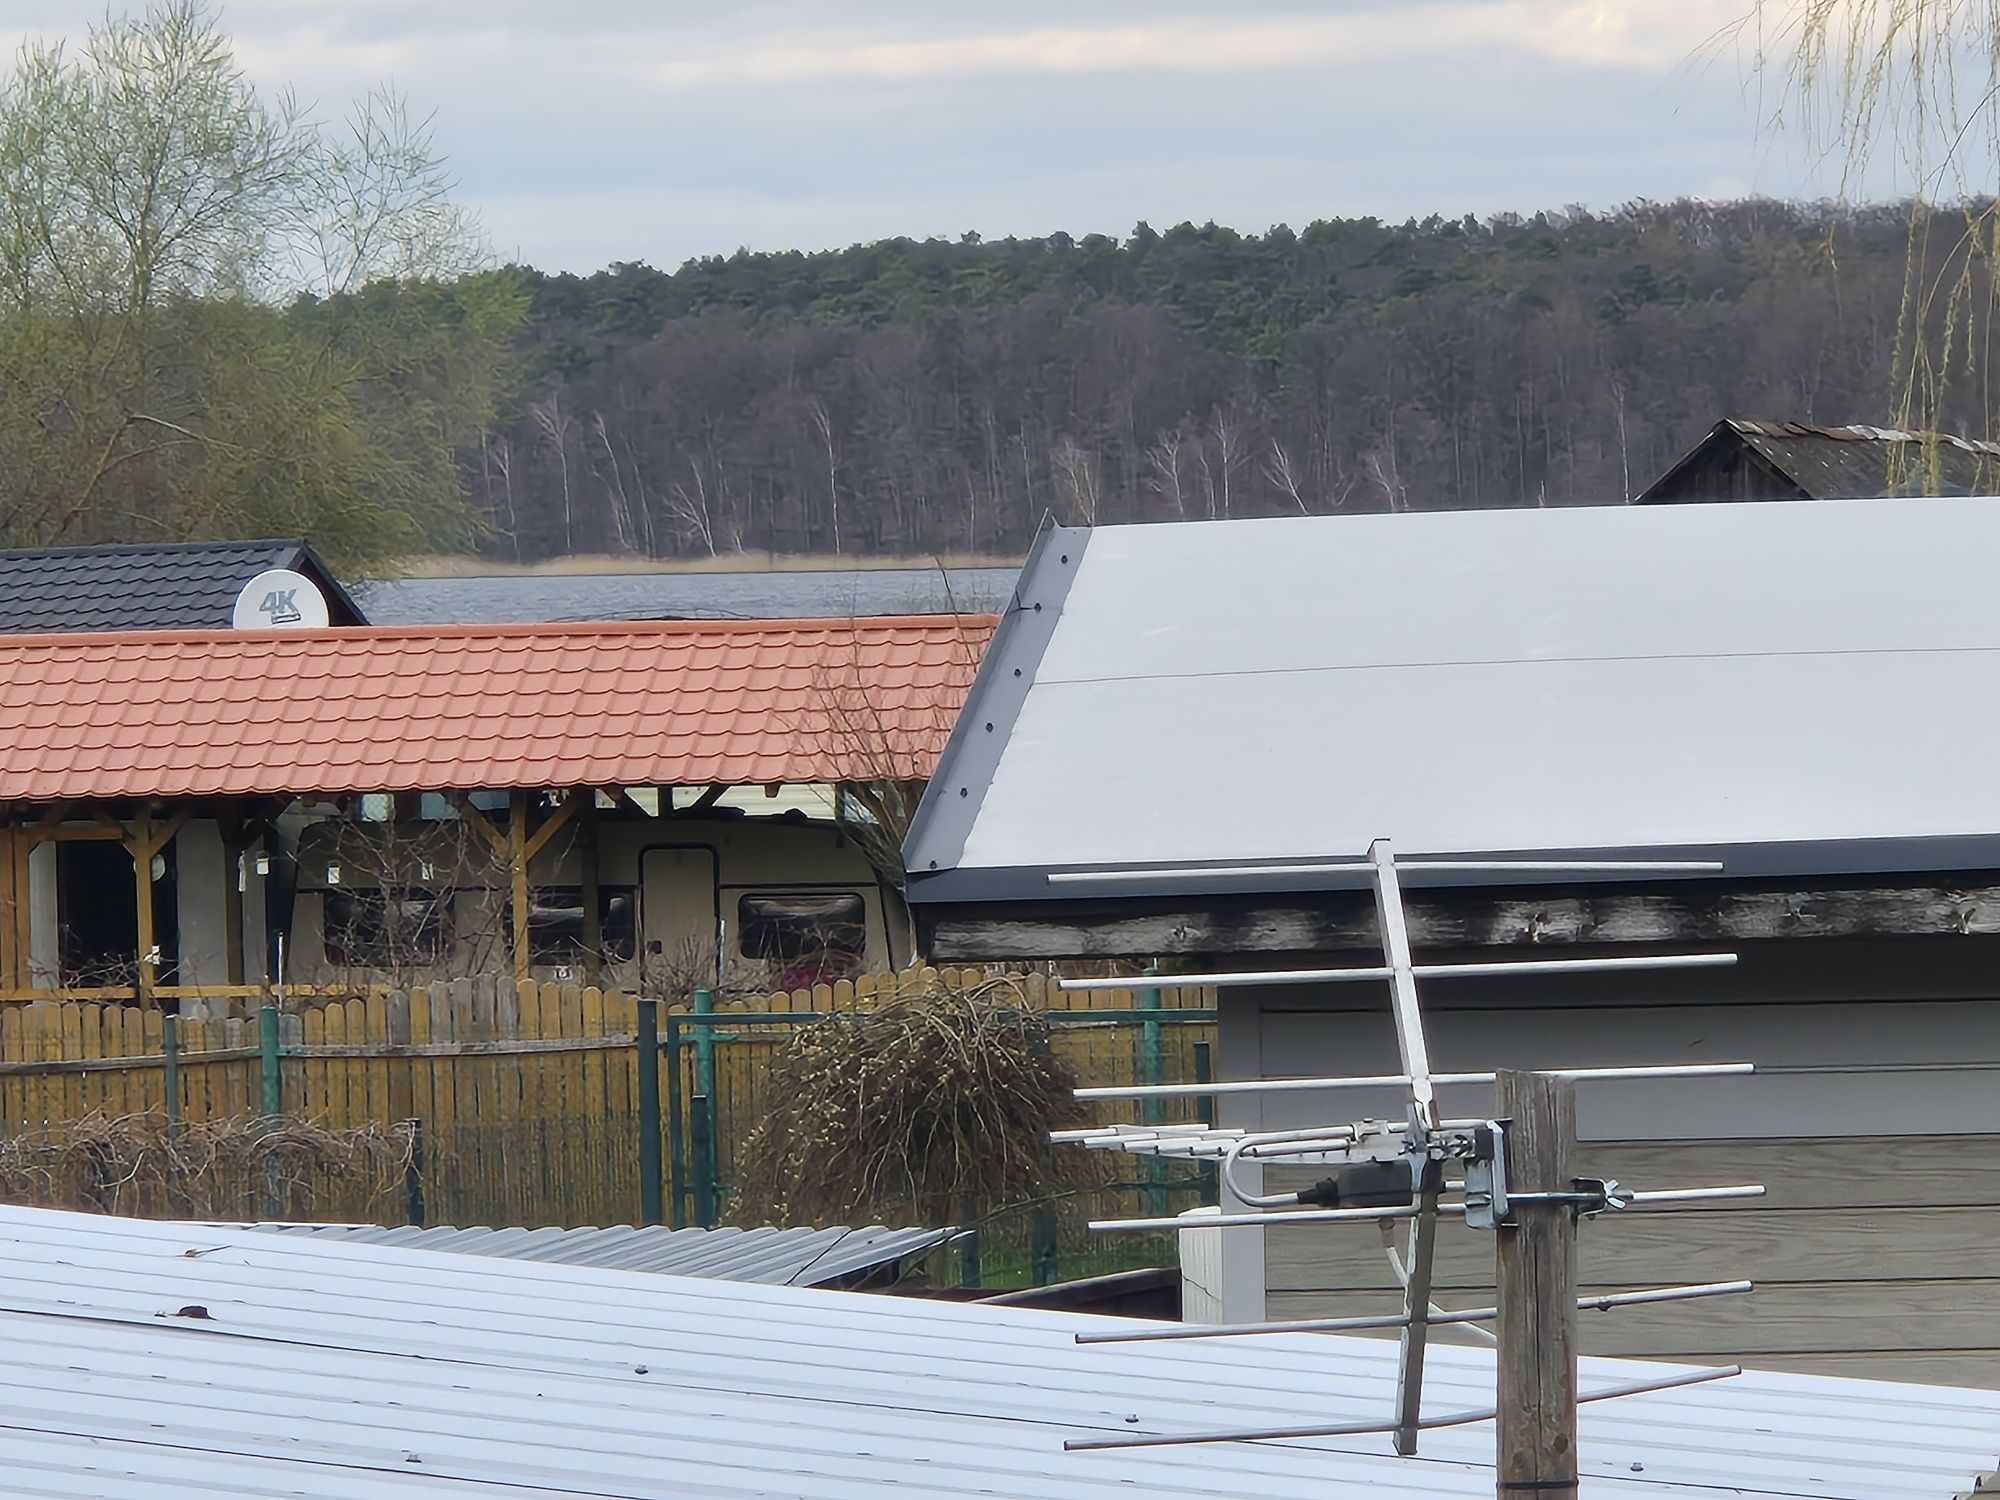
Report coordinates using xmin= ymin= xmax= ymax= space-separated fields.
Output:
xmin=624 ymin=3 xmax=1751 ymax=89
xmin=0 ymin=0 xmax=1810 ymax=271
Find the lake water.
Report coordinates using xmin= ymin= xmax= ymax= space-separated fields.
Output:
xmin=359 ymin=566 xmax=1022 ymax=625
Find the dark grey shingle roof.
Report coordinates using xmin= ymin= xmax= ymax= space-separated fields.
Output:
xmin=0 ymin=539 xmax=365 ymax=633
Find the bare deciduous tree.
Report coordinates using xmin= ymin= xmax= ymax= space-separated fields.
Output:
xmin=1049 ymin=435 xmax=1102 ymax=524
xmin=1264 ymin=436 xmax=1311 ymax=514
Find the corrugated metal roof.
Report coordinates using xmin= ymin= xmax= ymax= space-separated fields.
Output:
xmin=232 ymin=1220 xmax=954 ymax=1284
xmin=0 ymin=1205 xmax=1991 ymax=1498
xmin=0 ymin=538 xmax=367 ymax=631
xmin=907 ymin=500 xmax=2000 ymax=903
xmin=0 ymin=615 xmax=993 ymax=800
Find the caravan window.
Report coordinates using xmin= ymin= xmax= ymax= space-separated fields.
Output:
xmin=323 ymin=889 xmax=451 ymax=967
xmin=737 ymin=892 xmax=867 ymax=983
xmin=507 ymin=886 xmax=638 ymax=964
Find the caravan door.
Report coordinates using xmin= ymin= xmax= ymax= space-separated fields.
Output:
xmin=637 ymin=844 xmax=722 ymax=992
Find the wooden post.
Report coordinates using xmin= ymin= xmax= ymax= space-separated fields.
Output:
xmin=221 ymin=826 xmax=246 ymax=988
xmin=132 ymin=810 xmax=156 ymax=1007
xmin=12 ymin=825 xmax=32 ymax=991
xmin=1495 ymin=1069 xmax=1579 ymax=1500
xmin=579 ymin=796 xmax=602 ymax=989
xmin=0 ymin=823 xmax=19 ymax=992
xmin=508 ymin=791 xmax=531 ymax=986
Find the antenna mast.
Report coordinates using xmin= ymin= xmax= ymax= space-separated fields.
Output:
xmin=1053 ymin=839 xmax=1764 ymax=1490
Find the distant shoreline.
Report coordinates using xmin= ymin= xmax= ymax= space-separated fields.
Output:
xmin=396 ymin=550 xmax=1024 ymax=580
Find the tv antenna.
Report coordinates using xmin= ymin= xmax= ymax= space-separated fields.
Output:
xmin=1049 ymin=839 xmax=1765 ymax=1490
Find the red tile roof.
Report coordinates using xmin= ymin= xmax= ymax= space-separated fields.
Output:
xmin=0 ymin=616 xmax=995 ymax=801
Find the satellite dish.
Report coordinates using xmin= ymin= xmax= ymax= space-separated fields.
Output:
xmin=232 ymin=568 xmax=330 ymax=630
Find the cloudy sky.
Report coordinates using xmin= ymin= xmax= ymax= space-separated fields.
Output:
xmin=1 ymin=2 xmax=1872 ymax=273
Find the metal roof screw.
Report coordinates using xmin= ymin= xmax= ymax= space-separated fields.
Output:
xmin=634 ymin=1365 xmax=649 ymax=1374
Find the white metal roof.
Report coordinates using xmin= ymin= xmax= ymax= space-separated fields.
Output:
xmin=232 ymin=1220 xmax=953 ymax=1284
xmin=906 ymin=499 xmax=2000 ymax=901
xmin=0 ymin=1205 xmax=1992 ymax=1498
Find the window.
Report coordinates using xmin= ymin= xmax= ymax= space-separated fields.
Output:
xmin=323 ymin=889 xmax=450 ymax=967
xmin=737 ymin=892 xmax=867 ymax=984
xmin=506 ymin=886 xmax=638 ymax=964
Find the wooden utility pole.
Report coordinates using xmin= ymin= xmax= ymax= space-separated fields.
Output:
xmin=1495 ymin=1069 xmax=1579 ymax=1499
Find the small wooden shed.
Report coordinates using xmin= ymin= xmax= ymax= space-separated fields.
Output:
xmin=906 ymin=499 xmax=2000 ymax=1386
xmin=1636 ymin=418 xmax=2000 ymax=503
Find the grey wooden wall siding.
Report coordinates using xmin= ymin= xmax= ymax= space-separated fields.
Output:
xmin=1221 ymin=938 xmax=2000 ymax=1389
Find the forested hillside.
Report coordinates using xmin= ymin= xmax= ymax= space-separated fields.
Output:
xmin=469 ymin=199 xmax=1963 ymax=562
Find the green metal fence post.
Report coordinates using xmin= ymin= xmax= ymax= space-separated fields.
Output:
xmin=690 ymin=1097 xmax=718 ymax=1227
xmin=637 ymin=1000 xmax=663 ymax=1227
xmin=693 ymin=987 xmax=716 ymax=1096
xmin=258 ymin=1002 xmax=282 ymax=1118
xmin=957 ymin=1197 xmax=981 ymax=1289
xmin=1140 ymin=967 xmax=1168 ymax=1218
xmin=1031 ymin=1206 xmax=1059 ymax=1286
xmin=692 ymin=987 xmax=720 ymax=1222
xmin=161 ymin=1011 xmax=181 ymax=1139
xmin=257 ymin=1000 xmax=286 ymax=1217
xmin=403 ymin=1117 xmax=427 ymax=1227
xmin=663 ymin=1010 xmax=686 ymax=1228
xmin=1193 ymin=1038 xmax=1217 ymax=1199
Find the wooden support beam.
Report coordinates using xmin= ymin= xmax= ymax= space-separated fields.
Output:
xmin=135 ymin=810 xmax=189 ymax=861
xmin=28 ymin=823 xmax=128 ymax=844
xmin=509 ymin=790 xmax=531 ymax=985
xmin=921 ymin=878 xmax=2000 ymax=961
xmin=1495 ymin=1070 xmax=1578 ymax=1499
xmin=0 ymin=825 xmax=20 ymax=992
xmin=14 ymin=826 xmax=33 ymax=992
xmin=579 ymin=798 xmax=603 ymax=989
xmin=445 ymin=792 xmax=511 ymax=859
xmin=132 ymin=809 xmax=156 ymax=1007
xmin=522 ymin=790 xmax=581 ymax=862
xmin=685 ymin=784 xmax=727 ymax=815
xmin=222 ymin=829 xmax=246 ymax=989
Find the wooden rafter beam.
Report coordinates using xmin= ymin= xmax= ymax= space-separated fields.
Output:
xmin=445 ymin=792 xmax=510 ymax=859
xmin=522 ymin=790 xmax=583 ymax=862
xmin=129 ymin=810 xmax=190 ymax=861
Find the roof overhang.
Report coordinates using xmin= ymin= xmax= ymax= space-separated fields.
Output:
xmin=905 ymin=499 xmax=2000 ymax=955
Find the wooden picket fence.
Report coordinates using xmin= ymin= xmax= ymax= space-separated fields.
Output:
xmin=0 ymin=968 xmax=1216 ymax=1245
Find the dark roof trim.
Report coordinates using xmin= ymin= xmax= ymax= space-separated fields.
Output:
xmin=902 ymin=524 xmax=1088 ymax=879
xmin=285 ymin=540 xmax=369 ymax=626
xmin=906 ymin=831 xmax=2000 ymax=909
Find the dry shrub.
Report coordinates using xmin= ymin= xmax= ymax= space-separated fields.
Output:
xmin=740 ymin=976 xmax=1089 ymax=1226
xmin=0 ymin=1113 xmax=416 ymax=1222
